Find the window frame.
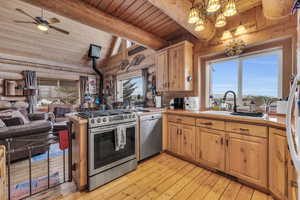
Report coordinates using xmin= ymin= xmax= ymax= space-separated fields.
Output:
xmin=206 ymin=48 xmax=283 ymax=107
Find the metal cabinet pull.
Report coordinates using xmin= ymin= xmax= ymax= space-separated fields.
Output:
xmin=200 ymin=122 xmax=213 ymax=126
xmin=220 ymin=138 xmax=224 ymax=145
xmin=240 ymin=128 xmax=249 ymax=132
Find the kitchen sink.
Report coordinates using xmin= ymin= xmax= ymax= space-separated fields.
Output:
xmin=230 ymin=111 xmax=264 ymax=117
xmin=200 ymin=110 xmax=264 ymax=118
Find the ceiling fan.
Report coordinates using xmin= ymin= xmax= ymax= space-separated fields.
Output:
xmin=14 ymin=8 xmax=70 ymax=35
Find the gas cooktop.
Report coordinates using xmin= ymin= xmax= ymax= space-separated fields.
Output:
xmin=77 ymin=109 xmax=133 ymax=118
xmin=77 ymin=109 xmax=137 ymax=128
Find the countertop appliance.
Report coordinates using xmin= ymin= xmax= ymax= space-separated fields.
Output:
xmin=170 ymin=98 xmax=184 ymax=109
xmin=184 ymin=97 xmax=200 ymax=111
xmin=154 ymin=96 xmax=162 ymax=108
xmin=139 ymin=113 xmax=162 ymax=160
xmin=77 ymin=110 xmax=137 ymax=191
xmin=286 ymin=75 xmax=300 ymax=199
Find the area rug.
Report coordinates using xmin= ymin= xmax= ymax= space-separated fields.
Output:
xmin=11 ymin=172 xmax=60 ymax=200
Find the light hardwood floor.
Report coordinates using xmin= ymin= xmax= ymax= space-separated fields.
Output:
xmin=52 ymin=153 xmax=273 ymax=200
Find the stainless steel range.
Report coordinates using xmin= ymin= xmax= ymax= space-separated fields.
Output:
xmin=77 ymin=110 xmax=137 ymax=191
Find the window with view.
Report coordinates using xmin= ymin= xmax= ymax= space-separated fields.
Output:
xmin=117 ymin=75 xmax=144 ymax=106
xmin=207 ymin=49 xmax=282 ymax=108
xmin=37 ymin=78 xmax=79 ymax=107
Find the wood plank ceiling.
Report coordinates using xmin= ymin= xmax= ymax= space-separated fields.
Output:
xmin=82 ymin=0 xmax=192 ymax=41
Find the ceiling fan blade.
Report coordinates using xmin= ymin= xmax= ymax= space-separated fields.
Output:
xmin=15 ymin=8 xmax=38 ymax=22
xmin=47 ymin=18 xmax=60 ymax=24
xmin=14 ymin=20 xmax=36 ymax=24
xmin=49 ymin=25 xmax=70 ymax=35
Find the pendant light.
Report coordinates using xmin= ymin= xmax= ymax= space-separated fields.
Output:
xmin=215 ymin=13 xmax=226 ymax=27
xmin=221 ymin=30 xmax=232 ymax=40
xmin=188 ymin=6 xmax=200 ymax=24
xmin=195 ymin=18 xmax=205 ymax=31
xmin=235 ymin=24 xmax=247 ymax=35
xmin=224 ymin=0 xmax=237 ymax=17
xmin=207 ymin=0 xmax=221 ymax=13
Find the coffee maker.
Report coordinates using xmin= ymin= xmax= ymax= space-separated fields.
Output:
xmin=170 ymin=98 xmax=184 ymax=109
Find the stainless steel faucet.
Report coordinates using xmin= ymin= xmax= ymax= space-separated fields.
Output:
xmin=223 ymin=90 xmax=237 ymax=113
xmin=265 ymin=98 xmax=279 ymax=114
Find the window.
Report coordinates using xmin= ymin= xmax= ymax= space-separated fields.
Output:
xmin=117 ymin=72 xmax=144 ymax=105
xmin=37 ymin=78 xmax=79 ymax=107
xmin=207 ymin=49 xmax=282 ymax=107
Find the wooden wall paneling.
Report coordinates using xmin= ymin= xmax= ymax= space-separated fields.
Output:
xmin=20 ymin=0 xmax=167 ymax=50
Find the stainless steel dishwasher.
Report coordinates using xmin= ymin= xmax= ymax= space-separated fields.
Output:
xmin=140 ymin=113 xmax=162 ymax=160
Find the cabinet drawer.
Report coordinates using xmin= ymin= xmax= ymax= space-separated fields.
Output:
xmin=168 ymin=115 xmax=195 ymax=126
xmin=196 ymin=118 xmax=225 ymax=130
xmin=269 ymin=128 xmax=285 ymax=137
xmin=226 ymin=122 xmax=267 ymax=138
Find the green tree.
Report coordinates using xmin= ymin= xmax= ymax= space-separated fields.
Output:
xmin=123 ymin=79 xmax=137 ymax=103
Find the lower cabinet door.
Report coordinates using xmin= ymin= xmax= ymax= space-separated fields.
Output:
xmin=226 ymin=133 xmax=267 ymax=188
xmin=168 ymin=122 xmax=182 ymax=155
xmin=269 ymin=132 xmax=288 ymax=199
xmin=182 ymin=125 xmax=196 ymax=160
xmin=199 ymin=128 xmax=225 ymax=171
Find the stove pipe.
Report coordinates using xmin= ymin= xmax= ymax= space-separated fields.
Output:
xmin=88 ymin=44 xmax=103 ymax=98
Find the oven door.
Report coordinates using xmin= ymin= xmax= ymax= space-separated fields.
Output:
xmin=88 ymin=122 xmax=136 ymax=176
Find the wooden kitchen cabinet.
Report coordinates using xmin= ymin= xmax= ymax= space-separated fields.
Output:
xmin=181 ymin=125 xmax=196 ymax=160
xmin=156 ymin=51 xmax=169 ymax=92
xmin=168 ymin=122 xmax=182 ymax=155
xmin=156 ymin=41 xmax=193 ymax=92
xmin=197 ymin=128 xmax=225 ymax=171
xmin=226 ymin=133 xmax=267 ymax=188
xmin=269 ymin=128 xmax=288 ymax=200
xmin=168 ymin=121 xmax=196 ymax=159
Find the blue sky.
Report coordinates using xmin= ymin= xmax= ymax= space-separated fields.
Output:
xmin=211 ymin=54 xmax=279 ymax=97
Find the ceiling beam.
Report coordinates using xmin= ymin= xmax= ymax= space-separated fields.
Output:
xmin=20 ymin=0 xmax=168 ymax=50
xmin=147 ymin=0 xmax=216 ymax=41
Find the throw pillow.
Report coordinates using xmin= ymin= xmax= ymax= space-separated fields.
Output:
xmin=0 ymin=109 xmax=13 ymax=119
xmin=12 ymin=110 xmax=30 ymax=124
xmin=0 ymin=119 xmax=6 ymax=128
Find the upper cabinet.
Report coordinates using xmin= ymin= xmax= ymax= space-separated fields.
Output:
xmin=156 ymin=41 xmax=194 ymax=92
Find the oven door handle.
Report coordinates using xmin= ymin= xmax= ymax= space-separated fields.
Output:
xmin=89 ymin=126 xmax=117 ymax=134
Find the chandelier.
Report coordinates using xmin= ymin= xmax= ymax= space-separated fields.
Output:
xmin=188 ymin=0 xmax=238 ymax=31
xmin=225 ymin=39 xmax=246 ymax=56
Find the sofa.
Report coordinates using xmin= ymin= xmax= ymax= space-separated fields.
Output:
xmin=0 ymin=111 xmax=52 ymax=162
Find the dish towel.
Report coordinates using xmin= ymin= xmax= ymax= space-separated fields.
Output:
xmin=58 ymin=130 xmax=69 ymax=150
xmin=115 ymin=127 xmax=127 ymax=151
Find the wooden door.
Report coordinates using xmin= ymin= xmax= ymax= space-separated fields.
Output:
xmin=269 ymin=132 xmax=288 ymax=199
xmin=168 ymin=45 xmax=184 ymax=91
xmin=182 ymin=125 xmax=196 ymax=160
xmin=168 ymin=122 xmax=181 ymax=155
xmin=156 ymin=51 xmax=169 ymax=92
xmin=199 ymin=128 xmax=225 ymax=170
xmin=226 ymin=133 xmax=267 ymax=188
